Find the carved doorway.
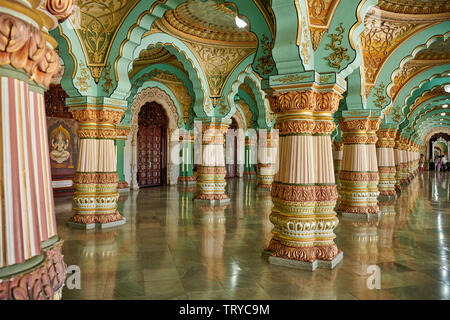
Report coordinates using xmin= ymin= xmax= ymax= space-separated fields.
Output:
xmin=226 ymin=117 xmax=238 ymax=178
xmin=137 ymin=102 xmax=168 ymax=187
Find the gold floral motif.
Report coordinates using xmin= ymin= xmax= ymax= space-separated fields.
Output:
xmin=255 ymin=34 xmax=276 ymax=75
xmin=188 ymin=42 xmax=255 ymax=97
xmin=77 ymin=127 xmax=116 ymax=139
xmin=272 ymin=74 xmax=309 ymax=84
xmin=307 ymin=0 xmax=340 ymax=51
xmin=339 ymin=119 xmax=381 ymax=132
xmin=74 ymin=62 xmax=91 ymax=92
xmin=269 ymin=90 xmax=342 ymax=113
xmin=324 ymin=23 xmax=349 ymax=69
xmin=301 ymin=20 xmax=311 ymax=64
xmin=373 ymin=82 xmax=388 ymax=109
xmin=70 ymin=212 xmax=123 ymax=225
xmin=102 ymin=62 xmax=114 ymax=94
xmin=275 ymin=119 xmax=336 ymax=135
xmin=70 ymin=109 xmax=124 ymax=124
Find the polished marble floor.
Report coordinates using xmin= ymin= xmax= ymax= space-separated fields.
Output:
xmin=55 ymin=172 xmax=450 ymax=300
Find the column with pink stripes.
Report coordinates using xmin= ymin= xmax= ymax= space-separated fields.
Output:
xmin=67 ymin=97 xmax=126 ymax=228
xmin=376 ymin=128 xmax=397 ymax=200
xmin=264 ymin=72 xmax=345 ymax=271
xmin=338 ymin=111 xmax=381 ymax=220
xmin=0 ymin=1 xmax=73 ymax=300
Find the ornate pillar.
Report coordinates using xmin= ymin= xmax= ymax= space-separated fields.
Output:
xmin=115 ymin=125 xmax=130 ymax=192
xmin=0 ymin=2 xmax=72 ymax=300
xmin=178 ymin=130 xmax=196 ymax=185
xmin=264 ymin=76 xmax=345 ymax=271
xmin=194 ymin=119 xmax=230 ymax=205
xmin=400 ymin=137 xmax=409 ymax=185
xmin=243 ymin=134 xmax=257 ymax=178
xmin=256 ymin=129 xmax=278 ymax=190
xmin=394 ymin=136 xmax=402 ymax=193
xmin=338 ymin=112 xmax=381 ymax=219
xmin=333 ymin=141 xmax=344 ymax=187
xmin=68 ymin=98 xmax=126 ymax=229
xmin=376 ymin=128 xmax=397 ymax=200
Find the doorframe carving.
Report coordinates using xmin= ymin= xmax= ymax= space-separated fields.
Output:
xmin=129 ymin=87 xmax=180 ymax=189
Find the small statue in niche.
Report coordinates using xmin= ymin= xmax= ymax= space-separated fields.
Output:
xmin=50 ymin=125 xmax=70 ymax=164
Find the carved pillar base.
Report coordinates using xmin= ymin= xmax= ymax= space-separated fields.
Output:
xmin=0 ymin=240 xmax=67 ymax=300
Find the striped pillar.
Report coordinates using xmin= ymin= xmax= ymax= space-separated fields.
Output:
xmin=338 ymin=116 xmax=381 ymax=219
xmin=265 ymin=88 xmax=344 ymax=270
xmin=243 ymin=135 xmax=257 ymax=178
xmin=399 ymin=137 xmax=409 ymax=185
xmin=256 ymin=130 xmax=278 ymax=190
xmin=394 ymin=137 xmax=402 ymax=193
xmin=115 ymin=125 xmax=130 ymax=191
xmin=178 ymin=130 xmax=196 ymax=185
xmin=194 ymin=119 xmax=230 ymax=205
xmin=333 ymin=141 xmax=343 ymax=187
xmin=0 ymin=5 xmax=70 ymax=299
xmin=68 ymin=101 xmax=126 ymax=229
xmin=376 ymin=129 xmax=397 ymax=200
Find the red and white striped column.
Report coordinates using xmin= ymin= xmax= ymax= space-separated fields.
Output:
xmin=376 ymin=128 xmax=397 ymax=200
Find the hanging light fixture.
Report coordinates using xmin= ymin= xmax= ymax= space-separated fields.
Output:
xmin=441 ymin=112 xmax=446 ymax=116
xmin=443 ymin=104 xmax=448 ymax=108
xmin=235 ymin=15 xmax=247 ymax=28
xmin=445 ymin=84 xmax=450 ymax=93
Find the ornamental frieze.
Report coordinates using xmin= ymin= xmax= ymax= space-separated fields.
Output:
xmin=197 ymin=166 xmax=227 ymax=175
xmin=275 ymin=119 xmax=336 ymax=135
xmin=271 ymin=183 xmax=338 ymax=202
xmin=339 ymin=171 xmax=379 ymax=182
xmin=74 ymin=172 xmax=119 ymax=184
xmin=77 ymin=128 xmax=117 ymax=139
xmin=339 ymin=118 xmax=381 ymax=132
xmin=268 ymin=90 xmax=342 ymax=114
xmin=342 ymin=135 xmax=378 ymax=144
xmin=69 ymin=109 xmax=124 ymax=124
xmin=0 ymin=14 xmax=60 ymax=87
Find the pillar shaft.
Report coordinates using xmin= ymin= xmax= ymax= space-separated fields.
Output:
xmin=266 ymin=88 xmax=343 ymax=268
xmin=115 ymin=126 xmax=130 ymax=190
xmin=178 ymin=130 xmax=196 ymax=185
xmin=0 ymin=5 xmax=71 ymax=299
xmin=376 ymin=129 xmax=397 ymax=199
xmin=195 ymin=120 xmax=230 ymax=204
xmin=333 ymin=141 xmax=343 ymax=187
xmin=243 ymin=135 xmax=257 ymax=177
xmin=338 ymin=117 xmax=381 ymax=217
xmin=256 ymin=130 xmax=278 ymax=190
xmin=68 ymin=103 xmax=126 ymax=227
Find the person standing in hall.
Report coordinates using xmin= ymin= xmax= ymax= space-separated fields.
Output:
xmin=436 ymin=156 xmax=443 ymax=173
xmin=419 ymin=154 xmax=425 ymax=174
xmin=442 ymin=155 xmax=447 ymax=172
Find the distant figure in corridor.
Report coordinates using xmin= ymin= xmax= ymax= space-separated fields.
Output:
xmin=419 ymin=154 xmax=425 ymax=174
xmin=436 ymin=156 xmax=443 ymax=173
xmin=443 ymin=155 xmax=447 ymax=172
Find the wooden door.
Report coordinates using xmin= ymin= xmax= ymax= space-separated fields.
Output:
xmin=137 ymin=102 xmax=168 ymax=187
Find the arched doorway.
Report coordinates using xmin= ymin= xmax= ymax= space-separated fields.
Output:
xmin=137 ymin=102 xmax=168 ymax=187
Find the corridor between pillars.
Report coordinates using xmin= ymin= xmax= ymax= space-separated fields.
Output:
xmin=178 ymin=130 xmax=196 ymax=185
xmin=264 ymin=78 xmax=345 ymax=271
xmin=68 ymin=99 xmax=127 ymax=229
xmin=0 ymin=3 xmax=73 ymax=300
xmin=194 ymin=120 xmax=230 ymax=205
xmin=338 ymin=114 xmax=381 ymax=219
xmin=256 ymin=130 xmax=278 ymax=190
xmin=376 ymin=129 xmax=397 ymax=200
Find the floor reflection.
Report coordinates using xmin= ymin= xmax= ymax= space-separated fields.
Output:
xmin=55 ymin=173 xmax=450 ymax=300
